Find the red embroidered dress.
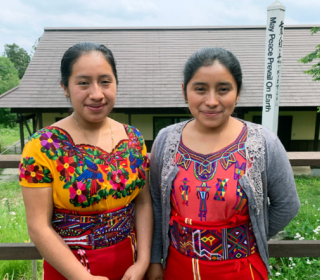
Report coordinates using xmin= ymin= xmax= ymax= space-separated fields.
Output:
xmin=19 ymin=125 xmax=149 ymax=280
xmin=166 ymin=125 xmax=268 ymax=280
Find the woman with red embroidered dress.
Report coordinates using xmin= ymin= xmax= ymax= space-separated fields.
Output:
xmin=20 ymin=42 xmax=152 ymax=280
xmin=147 ymin=47 xmax=300 ymax=279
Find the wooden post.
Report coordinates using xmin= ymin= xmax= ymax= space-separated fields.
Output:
xmin=30 ymin=240 xmax=37 ymax=280
xmin=24 ymin=119 xmax=32 ymax=137
xmin=38 ymin=112 xmax=43 ymax=129
xmin=19 ymin=114 xmax=25 ymax=151
xmin=32 ymin=115 xmax=37 ymax=133
xmin=313 ymin=111 xmax=320 ymax=151
xmin=32 ymin=260 xmax=37 ymax=280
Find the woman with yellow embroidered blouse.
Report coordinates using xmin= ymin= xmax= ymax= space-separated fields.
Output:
xmin=19 ymin=42 xmax=152 ymax=280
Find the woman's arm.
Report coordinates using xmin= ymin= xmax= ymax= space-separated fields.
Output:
xmin=122 ymin=172 xmax=153 ymax=280
xmin=146 ymin=135 xmax=164 ymax=280
xmin=266 ymin=136 xmax=301 ymax=239
xmin=21 ymin=186 xmax=108 ymax=280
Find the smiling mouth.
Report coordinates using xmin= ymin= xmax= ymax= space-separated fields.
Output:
xmin=87 ymin=104 xmax=105 ymax=108
xmin=202 ymin=111 xmax=221 ymax=115
xmin=86 ymin=104 xmax=106 ymax=111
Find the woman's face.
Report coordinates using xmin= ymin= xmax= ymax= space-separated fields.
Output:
xmin=184 ymin=61 xmax=239 ymax=131
xmin=61 ymin=51 xmax=117 ymax=124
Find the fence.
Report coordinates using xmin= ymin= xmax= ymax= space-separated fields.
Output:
xmin=1 ymin=153 xmax=320 ymax=266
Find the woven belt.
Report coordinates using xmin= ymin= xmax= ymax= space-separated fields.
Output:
xmin=52 ymin=204 xmax=135 ymax=250
xmin=169 ymin=217 xmax=257 ymax=261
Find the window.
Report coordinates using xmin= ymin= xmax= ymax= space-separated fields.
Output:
xmin=153 ymin=117 xmax=191 ymax=138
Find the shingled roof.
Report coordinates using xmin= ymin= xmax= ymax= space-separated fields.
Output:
xmin=0 ymin=25 xmax=319 ymax=109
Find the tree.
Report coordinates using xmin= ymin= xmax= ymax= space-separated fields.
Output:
xmin=0 ymin=56 xmax=20 ymax=94
xmin=3 ymin=43 xmax=30 ymax=79
xmin=0 ymin=56 xmax=20 ymax=127
xmin=299 ymin=27 xmax=320 ymax=81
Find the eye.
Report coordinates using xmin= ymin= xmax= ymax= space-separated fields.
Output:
xmin=195 ymin=87 xmax=205 ymax=92
xmin=101 ymin=80 xmax=111 ymax=85
xmin=219 ymin=87 xmax=230 ymax=94
xmin=78 ymin=81 xmax=88 ymax=86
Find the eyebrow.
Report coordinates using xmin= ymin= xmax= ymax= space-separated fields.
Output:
xmin=218 ymin=82 xmax=233 ymax=87
xmin=191 ymin=81 xmax=233 ymax=87
xmin=75 ymin=74 xmax=113 ymax=79
xmin=191 ymin=82 xmax=208 ymax=87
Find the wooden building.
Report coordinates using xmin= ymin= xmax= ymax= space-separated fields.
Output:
xmin=0 ymin=25 xmax=319 ymax=151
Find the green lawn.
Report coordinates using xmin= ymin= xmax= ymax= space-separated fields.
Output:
xmin=0 ymin=176 xmax=320 ymax=279
xmin=0 ymin=125 xmax=30 ymax=154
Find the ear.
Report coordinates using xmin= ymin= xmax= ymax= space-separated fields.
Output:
xmin=181 ymin=83 xmax=187 ymax=103
xmin=60 ymin=81 xmax=69 ymax=98
xmin=236 ymin=91 xmax=241 ymax=104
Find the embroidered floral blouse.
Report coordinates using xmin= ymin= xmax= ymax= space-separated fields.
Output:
xmin=171 ymin=125 xmax=248 ymax=221
xmin=19 ymin=125 xmax=149 ymax=212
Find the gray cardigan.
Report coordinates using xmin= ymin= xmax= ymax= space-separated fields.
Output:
xmin=149 ymin=120 xmax=300 ymax=275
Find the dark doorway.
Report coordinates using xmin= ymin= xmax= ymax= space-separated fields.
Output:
xmin=278 ymin=116 xmax=292 ymax=151
xmin=251 ymin=115 xmax=292 ymax=151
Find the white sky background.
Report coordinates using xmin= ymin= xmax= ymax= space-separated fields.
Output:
xmin=0 ymin=0 xmax=319 ymax=55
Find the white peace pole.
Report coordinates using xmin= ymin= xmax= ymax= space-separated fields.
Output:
xmin=262 ymin=1 xmax=285 ymax=133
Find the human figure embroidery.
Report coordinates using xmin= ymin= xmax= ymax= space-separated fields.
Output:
xmin=196 ymin=182 xmax=211 ymax=221
xmin=233 ymin=162 xmax=248 ymax=212
xmin=179 ymin=178 xmax=191 ymax=206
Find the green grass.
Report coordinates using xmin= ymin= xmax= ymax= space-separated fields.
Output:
xmin=0 ymin=125 xmax=29 ymax=154
xmin=0 ymin=181 xmax=43 ymax=280
xmin=0 ymin=176 xmax=320 ymax=279
xmin=269 ymin=175 xmax=320 ymax=279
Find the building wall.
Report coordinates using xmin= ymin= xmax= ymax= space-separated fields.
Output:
xmin=40 ymin=111 xmax=319 ymax=151
xmin=244 ymin=111 xmax=319 ymax=140
xmin=43 ymin=113 xmax=69 ymax=127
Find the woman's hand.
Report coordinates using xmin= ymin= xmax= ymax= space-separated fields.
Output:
xmin=90 ymin=276 xmax=109 ymax=280
xmin=121 ymin=262 xmax=147 ymax=280
xmin=146 ymin=263 xmax=163 ymax=280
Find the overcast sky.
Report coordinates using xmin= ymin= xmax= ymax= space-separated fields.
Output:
xmin=1 ymin=0 xmax=319 ymax=55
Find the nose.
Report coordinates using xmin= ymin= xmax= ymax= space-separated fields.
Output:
xmin=205 ymin=91 xmax=219 ymax=107
xmin=89 ymin=82 xmax=104 ymax=100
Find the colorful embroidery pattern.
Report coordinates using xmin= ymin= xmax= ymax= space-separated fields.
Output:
xmin=180 ymin=178 xmax=191 ymax=206
xmin=52 ymin=204 xmax=135 ymax=250
xmin=233 ymin=162 xmax=248 ymax=212
xmin=213 ymin=178 xmax=229 ymax=201
xmin=170 ymin=219 xmax=257 ymax=261
xmin=196 ymin=182 xmax=211 ymax=221
xmin=19 ymin=125 xmax=149 ymax=209
xmin=77 ymin=249 xmax=91 ymax=272
xmin=19 ymin=157 xmax=52 ymax=184
xmin=177 ymin=127 xmax=247 ymax=182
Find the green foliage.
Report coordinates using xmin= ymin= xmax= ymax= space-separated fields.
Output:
xmin=3 ymin=43 xmax=30 ymax=79
xmin=298 ymin=27 xmax=320 ymax=81
xmin=0 ymin=181 xmax=43 ymax=279
xmin=269 ymin=175 xmax=320 ymax=279
xmin=0 ymin=57 xmax=20 ymax=95
xmin=0 ymin=56 xmax=19 ymax=127
xmin=0 ymin=109 xmax=17 ymax=128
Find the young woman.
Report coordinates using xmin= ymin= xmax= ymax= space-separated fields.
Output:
xmin=147 ymin=47 xmax=300 ymax=280
xmin=19 ymin=42 xmax=152 ymax=280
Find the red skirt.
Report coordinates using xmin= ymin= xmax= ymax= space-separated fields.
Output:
xmin=164 ymin=245 xmax=268 ymax=280
xmin=43 ymin=234 xmax=138 ymax=280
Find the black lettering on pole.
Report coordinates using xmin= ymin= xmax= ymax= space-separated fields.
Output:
xmin=266 ymin=81 xmax=273 ymax=92
xmin=265 ymin=94 xmax=272 ymax=112
xmin=269 ymin=17 xmax=276 ymax=32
